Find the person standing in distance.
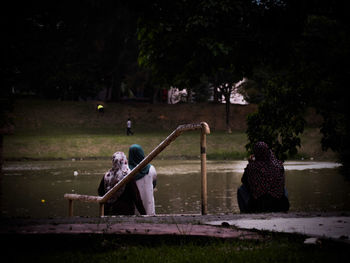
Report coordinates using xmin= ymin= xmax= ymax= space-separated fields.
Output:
xmin=126 ymin=118 xmax=134 ymax=135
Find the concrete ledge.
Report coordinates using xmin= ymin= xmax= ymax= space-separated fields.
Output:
xmin=1 ymin=212 xmax=349 ymax=241
xmin=0 ymin=222 xmax=260 ymax=240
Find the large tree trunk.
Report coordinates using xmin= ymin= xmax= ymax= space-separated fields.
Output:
xmin=224 ymin=93 xmax=232 ymax=133
xmin=111 ymin=73 xmax=122 ymax=101
xmin=152 ymin=87 xmax=160 ymax=104
xmin=105 ymin=76 xmax=114 ymax=101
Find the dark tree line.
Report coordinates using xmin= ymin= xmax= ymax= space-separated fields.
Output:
xmin=2 ymin=0 xmax=147 ymax=101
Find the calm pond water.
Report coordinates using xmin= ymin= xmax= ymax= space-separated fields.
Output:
xmin=1 ymin=160 xmax=349 ymax=218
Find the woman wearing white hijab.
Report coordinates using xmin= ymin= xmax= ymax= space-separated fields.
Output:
xmin=98 ymin=151 xmax=146 ymax=215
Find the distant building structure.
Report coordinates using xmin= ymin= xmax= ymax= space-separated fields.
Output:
xmin=167 ymin=87 xmax=188 ymax=104
xmin=167 ymin=79 xmax=248 ymax=105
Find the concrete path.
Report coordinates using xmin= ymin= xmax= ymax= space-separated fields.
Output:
xmin=206 ymin=216 xmax=350 ymax=241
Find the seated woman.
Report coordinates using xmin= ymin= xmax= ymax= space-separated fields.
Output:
xmin=237 ymin=142 xmax=290 ymax=213
xmin=98 ymin=151 xmax=146 ymax=215
xmin=128 ymin=144 xmax=157 ymax=216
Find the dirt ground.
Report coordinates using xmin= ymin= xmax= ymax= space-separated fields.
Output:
xmin=122 ymin=102 xmax=258 ymax=131
xmin=11 ymin=99 xmax=322 ymax=133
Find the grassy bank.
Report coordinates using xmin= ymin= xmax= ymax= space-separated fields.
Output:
xmin=3 ymin=99 xmax=337 ymax=161
xmin=3 ymin=131 xmax=248 ymax=160
xmin=3 ymin=233 xmax=349 ymax=263
xmin=3 ymin=128 xmax=337 ymax=161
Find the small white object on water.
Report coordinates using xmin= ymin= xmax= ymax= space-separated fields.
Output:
xmin=304 ymin=237 xmax=318 ymax=245
xmin=74 ymin=171 xmax=78 ymax=176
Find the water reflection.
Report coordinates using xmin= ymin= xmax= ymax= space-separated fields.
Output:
xmin=1 ymin=160 xmax=349 ymax=218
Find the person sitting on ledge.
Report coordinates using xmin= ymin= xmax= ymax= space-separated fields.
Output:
xmin=98 ymin=151 xmax=146 ymax=215
xmin=128 ymin=144 xmax=157 ymax=216
xmin=237 ymin=141 xmax=290 ymax=213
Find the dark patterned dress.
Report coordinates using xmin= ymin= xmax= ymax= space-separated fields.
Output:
xmin=237 ymin=142 xmax=290 ymax=213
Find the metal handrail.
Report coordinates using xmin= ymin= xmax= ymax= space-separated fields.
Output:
xmin=64 ymin=122 xmax=210 ymax=217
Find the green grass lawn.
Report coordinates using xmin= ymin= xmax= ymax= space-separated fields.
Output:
xmin=3 ymin=131 xmax=245 ymax=160
xmin=3 ymin=233 xmax=349 ymax=263
xmin=3 ymin=129 xmax=336 ymax=161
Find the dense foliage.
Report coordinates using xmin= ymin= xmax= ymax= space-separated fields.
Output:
xmin=137 ymin=0 xmax=258 ymax=129
xmin=246 ymin=1 xmax=350 ymax=172
xmin=137 ymin=0 xmax=350 ymax=170
xmin=2 ymin=0 xmax=142 ymax=101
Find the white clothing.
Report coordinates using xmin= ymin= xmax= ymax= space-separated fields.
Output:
xmin=135 ymin=165 xmax=157 ymax=215
xmin=127 ymin=120 xmax=132 ymax=128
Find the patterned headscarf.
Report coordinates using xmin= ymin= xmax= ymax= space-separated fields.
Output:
xmin=103 ymin=152 xmax=130 ymax=203
xmin=245 ymin=142 xmax=285 ymax=199
xmin=128 ymin=144 xmax=151 ymax=181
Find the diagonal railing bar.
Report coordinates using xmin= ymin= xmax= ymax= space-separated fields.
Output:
xmin=64 ymin=122 xmax=210 ymax=217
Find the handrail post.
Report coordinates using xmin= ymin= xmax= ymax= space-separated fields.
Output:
xmin=200 ymin=122 xmax=209 ymax=215
xmin=99 ymin=203 xmax=104 ymax=217
xmin=68 ymin=199 xmax=73 ymax=217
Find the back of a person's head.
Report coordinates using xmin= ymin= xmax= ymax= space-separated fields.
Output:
xmin=129 ymin=144 xmax=145 ymax=165
xmin=253 ymin=142 xmax=270 ymax=161
xmin=112 ymin=151 xmax=128 ymax=168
